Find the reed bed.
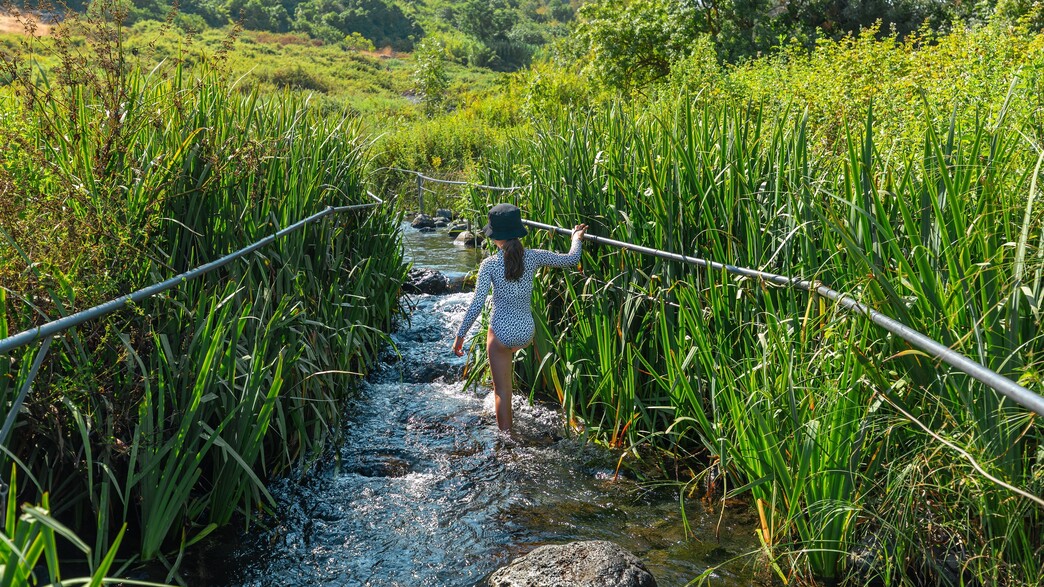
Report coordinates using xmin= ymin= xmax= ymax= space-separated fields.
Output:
xmin=470 ymin=102 xmax=1044 ymax=584
xmin=0 ymin=13 xmax=407 ymax=579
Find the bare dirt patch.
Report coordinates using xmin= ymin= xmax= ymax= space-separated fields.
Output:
xmin=0 ymin=13 xmax=53 ymax=36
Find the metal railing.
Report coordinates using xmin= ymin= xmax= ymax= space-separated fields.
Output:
xmin=375 ymin=167 xmax=523 ymax=216
xmin=522 ymin=218 xmax=1044 ymax=418
xmin=391 ymin=167 xmax=1044 ymax=417
xmin=0 ymin=197 xmax=385 ymax=454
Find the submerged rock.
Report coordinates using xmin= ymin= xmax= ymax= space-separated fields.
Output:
xmin=487 ymin=540 xmax=657 ymax=587
xmin=403 ymin=268 xmax=449 ymax=295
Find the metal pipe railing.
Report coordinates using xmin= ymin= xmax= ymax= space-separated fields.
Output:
xmin=0 ymin=201 xmax=381 ymax=356
xmin=0 ymin=195 xmax=386 ymax=493
xmin=376 ymin=166 xmax=525 ymax=193
xmin=523 ymin=218 xmax=1044 ymax=418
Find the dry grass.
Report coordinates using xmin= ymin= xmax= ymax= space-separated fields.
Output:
xmin=0 ymin=13 xmax=53 ymax=35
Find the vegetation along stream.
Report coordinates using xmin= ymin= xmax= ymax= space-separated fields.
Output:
xmin=193 ymin=226 xmax=758 ymax=586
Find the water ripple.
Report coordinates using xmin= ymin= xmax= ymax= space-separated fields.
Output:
xmin=205 ymin=236 xmax=756 ymax=587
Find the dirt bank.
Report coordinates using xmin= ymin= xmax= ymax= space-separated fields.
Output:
xmin=0 ymin=13 xmax=54 ymax=35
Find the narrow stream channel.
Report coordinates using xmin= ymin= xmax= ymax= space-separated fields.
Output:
xmin=200 ymin=224 xmax=758 ymax=586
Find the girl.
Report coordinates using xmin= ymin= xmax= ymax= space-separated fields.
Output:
xmin=452 ymin=203 xmax=587 ymax=431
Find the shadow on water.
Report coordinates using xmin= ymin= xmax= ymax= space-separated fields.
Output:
xmin=193 ymin=225 xmax=759 ymax=587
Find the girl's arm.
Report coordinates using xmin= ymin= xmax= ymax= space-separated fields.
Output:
xmin=453 ymin=260 xmax=492 ymax=355
xmin=530 ymin=224 xmax=588 ymax=268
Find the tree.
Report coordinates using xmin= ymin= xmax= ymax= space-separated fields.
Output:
xmin=181 ymin=0 xmax=231 ymax=27
xmin=411 ymin=37 xmax=449 ymax=117
xmin=227 ymin=0 xmax=291 ymax=31
xmin=293 ymin=0 xmax=421 ymax=50
xmin=455 ymin=0 xmax=518 ymax=43
xmin=778 ymin=0 xmax=952 ymax=43
xmin=575 ymin=0 xmax=703 ymax=90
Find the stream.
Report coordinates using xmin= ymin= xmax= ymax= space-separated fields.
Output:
xmin=196 ymin=223 xmax=758 ymax=586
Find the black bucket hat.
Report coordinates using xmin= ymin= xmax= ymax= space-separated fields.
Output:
xmin=482 ymin=203 xmax=528 ymax=240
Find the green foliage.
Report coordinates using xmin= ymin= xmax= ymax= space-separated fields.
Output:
xmin=424 ymin=0 xmax=566 ymax=71
xmin=454 ymin=0 xmax=518 ymax=43
xmin=342 ymin=30 xmax=375 ymax=50
xmin=0 ymin=469 xmax=132 ymax=586
xmin=0 ymin=5 xmax=406 ymax=578
xmin=228 ymin=0 xmax=292 ymax=31
xmin=575 ymin=0 xmax=703 ymax=91
xmin=569 ymin=0 xmax=1021 ymax=86
xmin=471 ymin=90 xmax=1044 ymax=583
xmin=374 ymin=106 xmax=510 ymax=184
xmin=412 ymin=36 xmax=449 ymax=117
xmin=268 ymin=63 xmax=331 ymax=91
xmin=511 ymin=56 xmax=597 ymax=119
xmin=996 ymin=0 xmax=1044 ymax=30
xmin=713 ymin=24 xmax=1044 ymax=155
xmin=292 ymin=0 xmax=421 ymax=50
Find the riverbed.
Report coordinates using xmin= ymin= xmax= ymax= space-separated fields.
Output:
xmin=197 ymin=224 xmax=758 ymax=586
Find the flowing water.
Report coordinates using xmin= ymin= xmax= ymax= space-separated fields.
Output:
xmin=198 ymin=225 xmax=758 ymax=586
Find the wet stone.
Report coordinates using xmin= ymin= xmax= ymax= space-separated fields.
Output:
xmin=487 ymin=540 xmax=657 ymax=587
xmin=345 ymin=452 xmax=414 ymax=478
xmin=404 ymin=268 xmax=450 ymax=295
xmin=411 ymin=214 xmax=436 ymax=229
xmin=454 ymin=230 xmax=484 ymax=248
xmin=400 ymin=361 xmax=459 ymax=383
xmin=435 ymin=208 xmax=453 ymax=220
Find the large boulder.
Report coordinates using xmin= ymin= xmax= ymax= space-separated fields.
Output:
xmin=487 ymin=541 xmax=657 ymax=587
xmin=454 ymin=230 xmax=484 ymax=248
xmin=411 ymin=214 xmax=436 ymax=230
xmin=403 ymin=268 xmax=449 ymax=295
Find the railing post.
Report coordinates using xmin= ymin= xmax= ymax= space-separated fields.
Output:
xmin=417 ymin=175 xmax=424 ymax=216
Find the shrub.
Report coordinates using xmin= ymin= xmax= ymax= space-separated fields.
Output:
xmin=269 ymin=64 xmax=331 ymax=91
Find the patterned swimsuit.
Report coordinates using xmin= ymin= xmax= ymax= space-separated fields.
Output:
xmin=456 ymin=239 xmax=583 ymax=348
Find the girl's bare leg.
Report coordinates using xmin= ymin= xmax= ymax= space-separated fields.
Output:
xmin=487 ymin=329 xmax=515 ymax=431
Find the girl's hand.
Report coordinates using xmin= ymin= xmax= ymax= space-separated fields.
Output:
xmin=572 ymin=224 xmax=588 ymax=240
xmin=452 ymin=336 xmax=465 ymax=357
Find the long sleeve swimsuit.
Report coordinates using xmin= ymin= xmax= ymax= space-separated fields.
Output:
xmin=456 ymin=238 xmax=583 ymax=348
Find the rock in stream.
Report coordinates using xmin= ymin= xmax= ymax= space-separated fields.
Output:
xmin=486 ymin=540 xmax=657 ymax=587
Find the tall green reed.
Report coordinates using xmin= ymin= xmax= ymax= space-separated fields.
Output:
xmin=0 ymin=6 xmax=406 ymax=577
xmin=471 ymin=100 xmax=1044 ymax=583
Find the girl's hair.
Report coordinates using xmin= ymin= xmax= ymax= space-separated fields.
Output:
xmin=503 ymin=238 xmax=524 ymax=281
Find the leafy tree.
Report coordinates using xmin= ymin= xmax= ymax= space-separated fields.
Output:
xmin=293 ymin=0 xmax=421 ymax=50
xmin=778 ymin=0 xmax=953 ymax=43
xmin=549 ymin=0 xmax=573 ymax=22
xmin=227 ymin=0 xmax=291 ymax=31
xmin=453 ymin=0 xmax=540 ymax=71
xmin=411 ymin=37 xmax=449 ymax=117
xmin=994 ymin=0 xmax=1044 ymax=29
xmin=455 ymin=0 xmax=518 ymax=43
xmin=181 ymin=0 xmax=231 ymax=27
xmin=574 ymin=0 xmax=989 ymax=89
xmin=575 ymin=0 xmax=702 ymax=90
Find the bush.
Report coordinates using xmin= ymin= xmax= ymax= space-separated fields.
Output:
xmin=269 ymin=64 xmax=331 ymax=91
